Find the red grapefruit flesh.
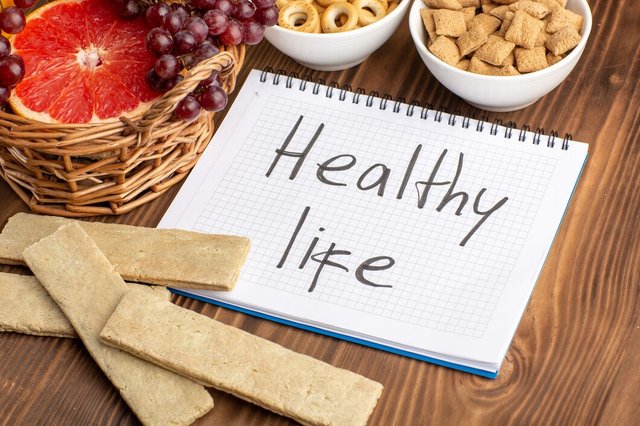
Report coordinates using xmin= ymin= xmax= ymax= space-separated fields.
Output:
xmin=10 ymin=0 xmax=159 ymax=124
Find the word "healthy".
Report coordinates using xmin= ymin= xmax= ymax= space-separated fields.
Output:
xmin=266 ymin=116 xmax=509 ymax=247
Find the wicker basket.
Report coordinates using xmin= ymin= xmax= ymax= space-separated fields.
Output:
xmin=0 ymin=32 xmax=245 ymax=217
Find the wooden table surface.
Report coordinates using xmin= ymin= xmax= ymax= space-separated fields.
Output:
xmin=1 ymin=0 xmax=639 ymax=424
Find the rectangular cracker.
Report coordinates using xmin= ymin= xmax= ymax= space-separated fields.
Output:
xmin=100 ymin=291 xmax=384 ymax=426
xmin=0 ymin=271 xmax=171 ymax=339
xmin=0 ymin=213 xmax=250 ymax=291
xmin=22 ymin=223 xmax=214 ymax=426
xmin=0 ymin=272 xmax=75 ymax=338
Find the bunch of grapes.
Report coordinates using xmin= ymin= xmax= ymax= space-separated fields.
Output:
xmin=0 ymin=0 xmax=36 ymax=106
xmin=115 ymin=0 xmax=277 ymax=122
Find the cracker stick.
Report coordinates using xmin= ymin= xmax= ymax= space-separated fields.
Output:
xmin=22 ymin=223 xmax=214 ymax=426
xmin=0 ymin=272 xmax=171 ymax=339
xmin=0 ymin=272 xmax=75 ymax=338
xmin=0 ymin=212 xmax=250 ymax=290
xmin=100 ymin=291 xmax=384 ymax=426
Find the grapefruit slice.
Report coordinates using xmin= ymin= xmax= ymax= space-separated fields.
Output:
xmin=9 ymin=0 xmax=159 ymax=124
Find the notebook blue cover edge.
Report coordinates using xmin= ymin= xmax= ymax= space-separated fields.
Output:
xmin=169 ymin=288 xmax=499 ymax=379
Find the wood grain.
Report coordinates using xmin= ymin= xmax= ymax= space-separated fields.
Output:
xmin=1 ymin=0 xmax=639 ymax=424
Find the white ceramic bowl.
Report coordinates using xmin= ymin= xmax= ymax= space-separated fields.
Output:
xmin=264 ymin=0 xmax=411 ymax=71
xmin=408 ymin=0 xmax=592 ymax=111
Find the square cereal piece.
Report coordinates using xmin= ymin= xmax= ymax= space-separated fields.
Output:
xmin=462 ymin=7 xmax=476 ymax=25
xmin=501 ymin=50 xmax=514 ymax=66
xmin=509 ymin=0 xmax=549 ymax=19
xmin=468 ymin=57 xmax=501 ymax=74
xmin=497 ymin=10 xmax=514 ymax=36
xmin=457 ymin=24 xmax=488 ymax=56
xmin=459 ymin=0 xmax=480 ymax=6
xmin=433 ymin=9 xmax=467 ymax=37
xmin=423 ymin=0 xmax=463 ymax=10
xmin=469 ymin=13 xmax=502 ymax=35
xmin=501 ymin=64 xmax=521 ymax=75
xmin=456 ymin=58 xmax=471 ymax=70
xmin=545 ymin=26 xmax=581 ymax=55
xmin=492 ymin=0 xmax=518 ymax=4
xmin=481 ymin=2 xmax=499 ymax=13
xmin=535 ymin=28 xmax=548 ymax=47
xmin=489 ymin=5 xmax=511 ymax=19
xmin=468 ymin=57 xmax=520 ymax=75
xmin=534 ymin=0 xmax=561 ymax=13
xmin=514 ymin=46 xmax=548 ymax=72
xmin=545 ymin=7 xmax=583 ymax=33
xmin=546 ymin=52 xmax=563 ymax=65
xmin=505 ymin=10 xmax=544 ymax=49
xmin=474 ymin=34 xmax=515 ymax=65
xmin=555 ymin=0 xmax=568 ymax=7
xmin=428 ymin=35 xmax=462 ymax=65
xmin=420 ymin=8 xmax=438 ymax=42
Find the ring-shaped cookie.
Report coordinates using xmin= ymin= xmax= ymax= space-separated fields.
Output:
xmin=278 ymin=1 xmax=321 ymax=33
xmin=320 ymin=1 xmax=358 ymax=33
xmin=352 ymin=0 xmax=387 ymax=26
xmin=316 ymin=0 xmax=342 ymax=7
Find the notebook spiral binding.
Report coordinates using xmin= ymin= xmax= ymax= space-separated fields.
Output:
xmin=260 ymin=68 xmax=573 ymax=150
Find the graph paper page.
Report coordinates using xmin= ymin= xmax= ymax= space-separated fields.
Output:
xmin=160 ymin=69 xmax=588 ymax=370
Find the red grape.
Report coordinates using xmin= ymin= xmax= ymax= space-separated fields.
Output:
xmin=0 ymin=7 xmax=25 ymax=34
xmin=181 ymin=53 xmax=197 ymax=69
xmin=0 ymin=54 xmax=25 ymax=87
xmin=219 ymin=19 xmax=242 ymax=45
xmin=194 ymin=40 xmax=220 ymax=63
xmin=118 ymin=0 xmax=141 ymax=20
xmin=165 ymin=74 xmax=184 ymax=91
xmin=191 ymin=0 xmax=217 ymax=9
xmin=0 ymin=36 xmax=10 ymax=59
xmin=183 ymin=17 xmax=209 ymax=43
xmin=254 ymin=6 xmax=278 ymax=26
xmin=173 ymin=30 xmax=197 ymax=54
xmin=146 ymin=68 xmax=167 ymax=92
xmin=253 ymin=0 xmax=275 ymax=8
xmin=199 ymin=84 xmax=228 ymax=112
xmin=14 ymin=0 xmax=37 ymax=8
xmin=163 ymin=11 xmax=185 ymax=34
xmin=171 ymin=4 xmax=191 ymax=19
xmin=146 ymin=27 xmax=174 ymax=56
xmin=233 ymin=0 xmax=256 ymax=20
xmin=213 ymin=0 xmax=235 ymax=16
xmin=203 ymin=9 xmax=228 ymax=36
xmin=154 ymin=54 xmax=180 ymax=79
xmin=241 ymin=21 xmax=264 ymax=45
xmin=0 ymin=86 xmax=9 ymax=106
xmin=145 ymin=3 xmax=171 ymax=28
xmin=175 ymin=95 xmax=201 ymax=122
xmin=198 ymin=71 xmax=219 ymax=88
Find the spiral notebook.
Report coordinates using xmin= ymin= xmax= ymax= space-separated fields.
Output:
xmin=159 ymin=69 xmax=588 ymax=378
